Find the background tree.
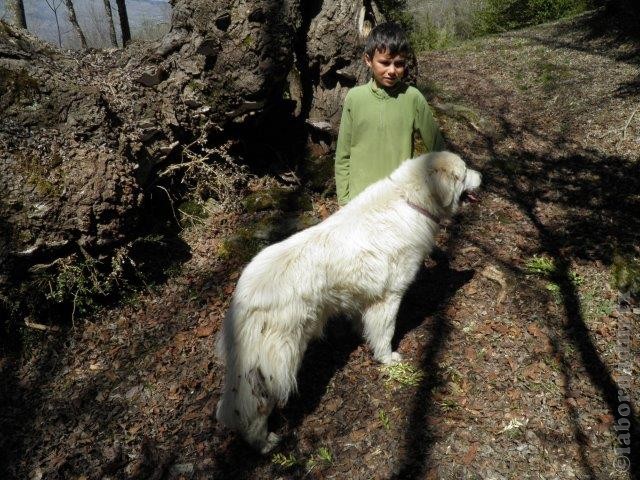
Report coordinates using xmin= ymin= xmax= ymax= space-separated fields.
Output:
xmin=44 ymin=0 xmax=64 ymax=47
xmin=102 ymin=0 xmax=118 ymax=47
xmin=115 ymin=0 xmax=131 ymax=46
xmin=7 ymin=0 xmax=27 ymax=29
xmin=63 ymin=0 xmax=87 ymax=48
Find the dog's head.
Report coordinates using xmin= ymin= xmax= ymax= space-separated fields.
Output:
xmin=396 ymin=151 xmax=481 ymax=218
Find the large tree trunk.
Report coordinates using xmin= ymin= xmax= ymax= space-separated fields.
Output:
xmin=63 ymin=0 xmax=88 ymax=49
xmin=305 ymin=0 xmax=382 ymax=128
xmin=102 ymin=0 xmax=118 ymax=48
xmin=115 ymin=0 xmax=131 ymax=46
xmin=0 ymin=0 xmax=383 ymax=325
xmin=7 ymin=0 xmax=27 ymax=29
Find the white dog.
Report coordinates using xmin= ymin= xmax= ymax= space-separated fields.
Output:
xmin=216 ymin=151 xmax=481 ymax=453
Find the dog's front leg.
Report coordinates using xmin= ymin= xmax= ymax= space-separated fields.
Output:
xmin=362 ymin=294 xmax=403 ymax=364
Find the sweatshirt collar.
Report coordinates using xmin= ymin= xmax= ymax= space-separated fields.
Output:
xmin=368 ymin=78 xmax=404 ymax=99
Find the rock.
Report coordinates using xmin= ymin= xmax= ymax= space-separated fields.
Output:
xmin=136 ymin=67 xmax=169 ymax=87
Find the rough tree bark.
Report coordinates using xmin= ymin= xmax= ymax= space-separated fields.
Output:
xmin=0 ymin=0 xmax=384 ymax=322
xmin=63 ymin=0 xmax=88 ymax=49
xmin=305 ymin=0 xmax=382 ymax=129
xmin=7 ymin=0 xmax=27 ymax=29
xmin=115 ymin=0 xmax=131 ymax=46
xmin=102 ymin=0 xmax=118 ymax=48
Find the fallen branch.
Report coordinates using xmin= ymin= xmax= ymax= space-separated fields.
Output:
xmin=622 ymin=104 xmax=640 ymax=140
xmin=481 ymin=265 xmax=508 ymax=305
xmin=24 ymin=319 xmax=61 ymax=332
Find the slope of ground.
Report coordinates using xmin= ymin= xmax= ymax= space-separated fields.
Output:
xmin=1 ymin=9 xmax=638 ymax=480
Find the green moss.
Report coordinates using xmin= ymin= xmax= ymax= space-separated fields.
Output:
xmin=187 ymin=80 xmax=205 ymax=91
xmin=241 ymin=186 xmax=291 ymax=213
xmin=0 ymin=66 xmax=39 ymax=99
xmin=217 ymin=207 xmax=321 ymax=263
xmin=33 ymin=178 xmax=57 ymax=196
xmin=612 ymin=253 xmax=640 ymax=298
xmin=295 ymin=211 xmax=321 ymax=230
xmin=178 ymin=200 xmax=207 ymax=226
xmin=0 ymin=21 xmax=11 ymax=37
xmin=16 ymin=154 xmax=61 ymax=197
xmin=218 ymin=227 xmax=265 ymax=263
xmin=18 ymin=228 xmax=34 ymax=244
xmin=242 ymin=34 xmax=254 ymax=47
xmin=305 ymin=155 xmax=334 ymax=193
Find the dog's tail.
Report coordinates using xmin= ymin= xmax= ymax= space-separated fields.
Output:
xmin=216 ymin=305 xmax=301 ymax=449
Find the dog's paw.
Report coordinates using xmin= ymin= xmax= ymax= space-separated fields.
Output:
xmin=259 ymin=432 xmax=281 ymax=454
xmin=379 ymin=351 xmax=403 ymax=365
xmin=390 ymin=351 xmax=403 ymax=364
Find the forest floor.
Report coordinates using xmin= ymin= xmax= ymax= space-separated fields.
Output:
xmin=1 ymin=9 xmax=639 ymax=480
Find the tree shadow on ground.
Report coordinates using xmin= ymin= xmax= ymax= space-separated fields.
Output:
xmin=478 ymin=105 xmax=640 ymax=476
xmin=390 ymin=229 xmax=476 ymax=479
xmin=0 ymin=337 xmax=65 ymax=479
xmin=499 ymin=158 xmax=640 ymax=478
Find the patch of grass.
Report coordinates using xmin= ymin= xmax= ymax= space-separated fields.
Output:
xmin=535 ymin=60 xmax=573 ymax=92
xmin=580 ymin=291 xmax=615 ymax=320
xmin=305 ymin=446 xmax=334 ymax=472
xmin=525 ymin=255 xmax=556 ymax=276
xmin=439 ymin=398 xmax=460 ymax=411
xmin=316 ymin=447 xmax=333 ymax=464
xmin=378 ymin=409 xmax=391 ymax=430
xmin=525 ymin=255 xmax=584 ymax=300
xmin=45 ymin=253 xmax=120 ymax=321
xmin=271 ymin=452 xmax=298 ymax=468
xmin=274 ymin=447 xmax=333 ymax=473
xmin=417 ymin=78 xmax=443 ymax=98
xmin=383 ymin=362 xmax=425 ymax=387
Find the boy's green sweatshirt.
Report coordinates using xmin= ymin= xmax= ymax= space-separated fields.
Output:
xmin=334 ymin=79 xmax=444 ymax=205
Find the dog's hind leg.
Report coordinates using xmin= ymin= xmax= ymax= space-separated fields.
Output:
xmin=362 ymin=294 xmax=403 ymax=365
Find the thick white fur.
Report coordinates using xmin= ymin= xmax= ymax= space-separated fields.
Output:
xmin=216 ymin=151 xmax=481 ymax=453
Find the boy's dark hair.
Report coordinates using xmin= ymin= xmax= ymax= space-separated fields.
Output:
xmin=364 ymin=22 xmax=412 ymax=59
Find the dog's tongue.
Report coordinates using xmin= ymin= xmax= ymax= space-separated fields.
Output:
xmin=466 ymin=191 xmax=479 ymax=203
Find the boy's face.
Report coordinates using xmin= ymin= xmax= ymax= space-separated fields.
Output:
xmin=365 ymin=49 xmax=407 ymax=89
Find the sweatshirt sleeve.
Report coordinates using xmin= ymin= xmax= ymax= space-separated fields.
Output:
xmin=334 ymin=93 xmax=353 ymax=206
xmin=416 ymin=94 xmax=445 ymax=152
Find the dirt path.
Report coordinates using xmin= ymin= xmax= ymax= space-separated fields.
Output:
xmin=1 ymin=11 xmax=638 ymax=480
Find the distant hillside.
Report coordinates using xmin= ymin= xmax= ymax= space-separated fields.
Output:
xmin=0 ymin=0 xmax=171 ymax=48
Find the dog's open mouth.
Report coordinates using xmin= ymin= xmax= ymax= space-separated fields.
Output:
xmin=461 ymin=190 xmax=480 ymax=204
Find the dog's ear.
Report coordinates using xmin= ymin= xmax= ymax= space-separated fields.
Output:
xmin=428 ymin=168 xmax=458 ymax=207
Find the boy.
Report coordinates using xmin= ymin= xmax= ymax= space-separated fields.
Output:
xmin=335 ymin=22 xmax=444 ymax=206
